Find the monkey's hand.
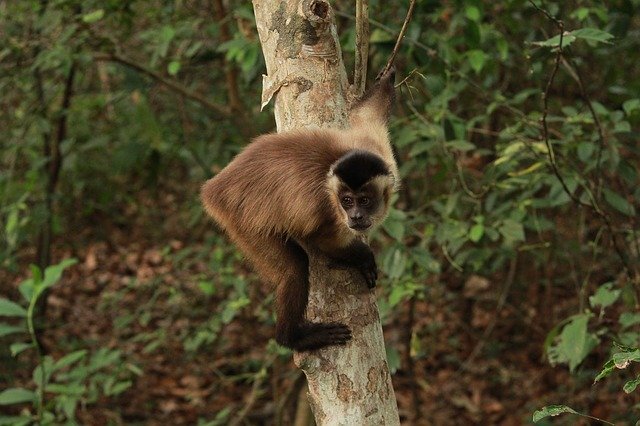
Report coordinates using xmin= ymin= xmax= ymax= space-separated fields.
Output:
xmin=327 ymin=240 xmax=378 ymax=288
xmin=358 ymin=249 xmax=378 ymax=289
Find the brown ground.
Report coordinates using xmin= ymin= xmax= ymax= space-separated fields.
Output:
xmin=1 ymin=192 xmax=638 ymax=425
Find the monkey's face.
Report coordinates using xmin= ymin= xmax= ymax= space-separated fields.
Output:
xmin=338 ymin=184 xmax=385 ymax=233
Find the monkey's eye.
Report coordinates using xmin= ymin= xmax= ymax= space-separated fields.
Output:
xmin=341 ymin=196 xmax=354 ymax=207
xmin=359 ymin=197 xmax=370 ymax=206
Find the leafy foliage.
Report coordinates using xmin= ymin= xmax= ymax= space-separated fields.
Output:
xmin=0 ymin=260 xmax=136 ymax=424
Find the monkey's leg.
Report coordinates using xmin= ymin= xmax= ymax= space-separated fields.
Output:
xmin=222 ymin=227 xmax=351 ymax=350
xmin=274 ymin=239 xmax=352 ymax=351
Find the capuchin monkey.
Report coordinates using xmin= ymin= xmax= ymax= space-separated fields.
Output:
xmin=201 ymin=67 xmax=398 ymax=351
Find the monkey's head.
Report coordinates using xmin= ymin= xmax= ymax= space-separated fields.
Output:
xmin=328 ymin=150 xmax=396 ymax=233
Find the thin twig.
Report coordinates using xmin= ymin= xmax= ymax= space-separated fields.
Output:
xmin=213 ymin=0 xmax=244 ymax=113
xmin=382 ymin=0 xmax=417 ymax=75
xmin=229 ymin=354 xmax=276 ymax=426
xmin=559 ymin=57 xmax=607 ymax=194
xmin=407 ymin=102 xmax=490 ymax=199
xmin=394 ymin=68 xmax=421 ymax=88
xmin=459 ymin=256 xmax=517 ymax=372
xmin=93 ymin=52 xmax=232 ymax=117
xmin=558 ymin=58 xmax=640 ymax=284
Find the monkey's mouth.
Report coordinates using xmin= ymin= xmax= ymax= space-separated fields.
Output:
xmin=349 ymin=222 xmax=371 ymax=232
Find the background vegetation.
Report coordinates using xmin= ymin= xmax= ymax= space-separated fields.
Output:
xmin=1 ymin=0 xmax=640 ymax=424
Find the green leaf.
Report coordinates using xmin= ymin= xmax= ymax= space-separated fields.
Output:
xmin=167 ymin=60 xmax=181 ymax=76
xmin=0 ymin=298 xmax=27 ymax=317
xmin=603 ymin=188 xmax=635 ymax=216
xmin=46 ymin=383 xmax=85 ymax=396
xmin=532 ymin=33 xmax=576 ymax=48
xmin=571 ymin=28 xmax=614 ymax=44
xmin=410 ymin=248 xmax=441 ymax=274
xmin=5 ymin=208 xmax=18 ymax=247
xmin=612 ymin=349 xmax=640 ymax=367
xmin=82 ymin=9 xmax=104 ymax=24
xmin=571 ymin=7 xmax=590 ymax=21
xmin=533 ymin=405 xmax=578 ymax=422
xmin=594 ymin=358 xmax=616 ymax=383
xmin=467 ymin=50 xmax=487 ymax=73
xmin=388 ymin=282 xmax=420 ymax=307
xmin=622 ymin=99 xmax=640 ymax=115
xmin=221 ymin=296 xmax=250 ymax=323
xmin=385 ymin=346 xmax=401 ymax=374
xmin=577 ymin=141 xmax=594 ymax=162
xmin=40 ymin=258 xmax=77 ymax=292
xmin=445 ymin=140 xmax=476 ymax=152
xmin=32 ymin=356 xmax=54 ymax=387
xmin=382 ymin=248 xmax=407 ymax=280
xmin=383 ymin=218 xmax=405 ymax=241
xmin=0 ymin=388 xmax=36 ymax=405
xmin=10 ymin=343 xmax=32 ymax=357
xmin=53 ymin=350 xmax=88 ymax=372
xmin=370 ymin=28 xmax=395 ymax=43
xmin=620 ymin=313 xmax=640 ymax=328
xmin=547 ymin=313 xmax=598 ymax=372
xmin=465 ymin=6 xmax=481 ymax=21
xmin=532 ymin=28 xmax=613 ymax=49
xmin=0 ymin=323 xmax=26 ymax=337
xmin=198 ymin=281 xmax=216 ymax=296
xmin=0 ymin=416 xmax=32 ymax=426
xmin=469 ymin=224 xmax=484 ymax=243
xmin=499 ymin=219 xmax=525 ymax=246
xmin=589 ymin=282 xmax=620 ymax=310
xmin=595 ymin=348 xmax=640 ymax=384
xmin=18 ymin=277 xmax=34 ymax=303
xmin=623 ymin=376 xmax=640 ymax=393
xmin=105 ymin=380 xmax=132 ymax=396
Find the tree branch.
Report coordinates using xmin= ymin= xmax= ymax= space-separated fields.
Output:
xmin=93 ymin=52 xmax=232 ymax=117
xmin=212 ymin=0 xmax=244 ymax=113
xmin=354 ymin=0 xmax=369 ymax=96
xmin=382 ymin=0 xmax=417 ymax=76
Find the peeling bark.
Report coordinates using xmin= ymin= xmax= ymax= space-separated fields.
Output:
xmin=252 ymin=1 xmax=399 ymax=424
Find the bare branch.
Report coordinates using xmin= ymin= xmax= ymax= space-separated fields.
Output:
xmin=93 ymin=52 xmax=232 ymax=117
xmin=382 ymin=0 xmax=417 ymax=76
xmin=559 ymin=57 xmax=607 ymax=191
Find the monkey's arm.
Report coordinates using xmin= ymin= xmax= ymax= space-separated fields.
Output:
xmin=324 ymin=239 xmax=378 ymax=289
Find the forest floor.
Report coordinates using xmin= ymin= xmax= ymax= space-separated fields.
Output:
xmin=1 ymin=198 xmax=638 ymax=425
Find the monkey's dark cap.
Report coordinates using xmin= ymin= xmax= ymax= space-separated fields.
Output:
xmin=332 ymin=150 xmax=389 ymax=190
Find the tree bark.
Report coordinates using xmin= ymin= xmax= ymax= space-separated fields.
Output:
xmin=252 ymin=1 xmax=399 ymax=424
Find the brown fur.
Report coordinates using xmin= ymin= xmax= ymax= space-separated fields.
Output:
xmin=200 ymin=68 xmax=397 ymax=350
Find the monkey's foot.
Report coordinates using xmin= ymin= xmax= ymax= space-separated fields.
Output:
xmin=292 ymin=322 xmax=352 ymax=351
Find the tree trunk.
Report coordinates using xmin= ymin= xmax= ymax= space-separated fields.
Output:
xmin=252 ymin=1 xmax=400 ymax=424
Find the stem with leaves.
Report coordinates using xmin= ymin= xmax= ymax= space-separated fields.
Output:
xmin=529 ymin=0 xmax=637 ymax=300
xmin=26 ymin=287 xmax=45 ymax=421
